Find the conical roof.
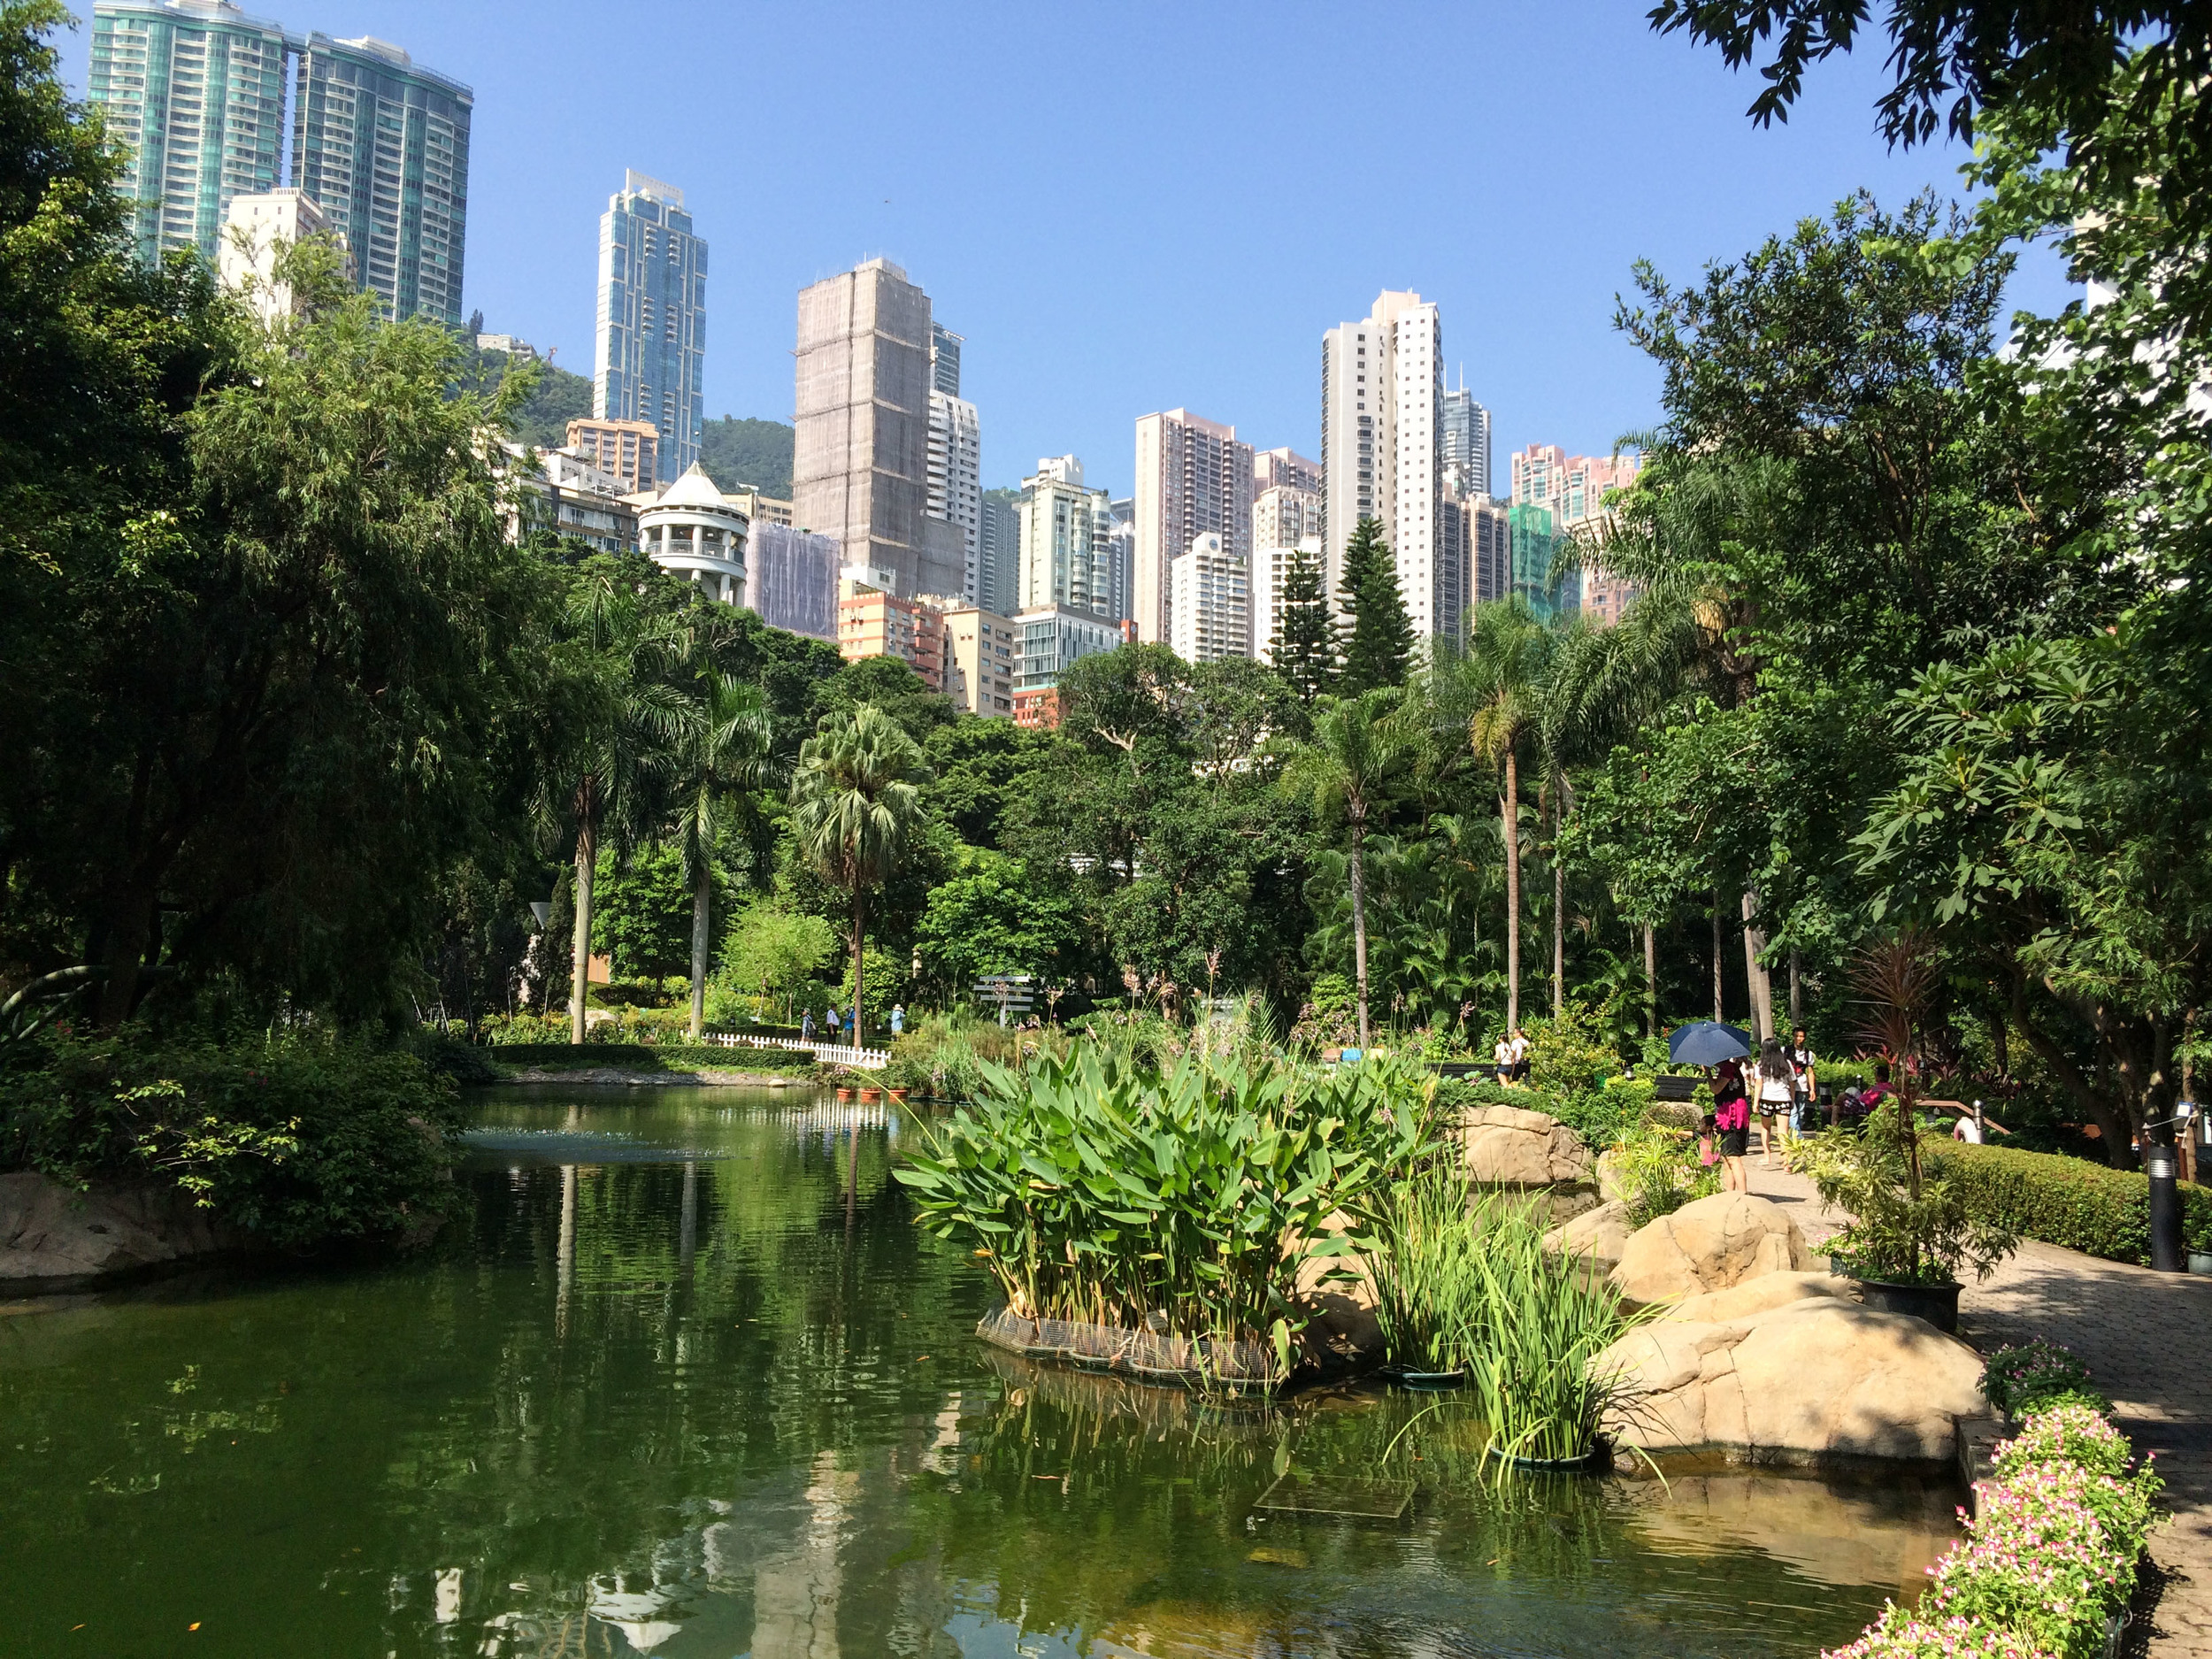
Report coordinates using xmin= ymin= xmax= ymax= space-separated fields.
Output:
xmin=651 ymin=462 xmax=732 ymax=511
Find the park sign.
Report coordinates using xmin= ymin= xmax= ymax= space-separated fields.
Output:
xmin=973 ymin=973 xmax=1034 ymax=1025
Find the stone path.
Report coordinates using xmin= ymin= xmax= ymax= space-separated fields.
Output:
xmin=1745 ymin=1157 xmax=2212 ymax=1656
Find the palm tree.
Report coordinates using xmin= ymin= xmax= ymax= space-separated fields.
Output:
xmin=788 ymin=703 xmax=930 ymax=1047
xmin=1447 ymin=597 xmax=1558 ymax=1032
xmin=539 ymin=569 xmax=695 ymax=1045
xmin=673 ymin=674 xmax=778 ymax=1041
xmin=1287 ymin=687 xmax=1411 ymax=1047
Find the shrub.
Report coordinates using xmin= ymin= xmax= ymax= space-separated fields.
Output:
xmin=0 ymin=1032 xmax=462 ymax=1251
xmin=1824 ymin=1616 xmax=2055 ymax=1658
xmin=1981 ymin=1340 xmax=2106 ymax=1419
xmin=1924 ymin=1140 xmax=2212 ymax=1264
xmin=1610 ymin=1119 xmax=1720 ymax=1227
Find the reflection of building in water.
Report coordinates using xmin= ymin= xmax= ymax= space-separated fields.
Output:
xmin=749 ymin=1449 xmax=856 ymax=1657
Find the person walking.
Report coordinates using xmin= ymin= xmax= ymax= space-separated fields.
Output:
xmin=1507 ymin=1025 xmax=1532 ymax=1084
xmin=1751 ymin=1037 xmax=1797 ymax=1166
xmin=1712 ymin=1059 xmax=1752 ymax=1192
xmin=826 ymin=1005 xmax=841 ymax=1041
xmin=1788 ymin=1024 xmax=1818 ymax=1134
xmin=889 ymin=1003 xmax=905 ymax=1037
xmin=1494 ymin=1031 xmax=1516 ymax=1087
xmin=802 ymin=1008 xmax=816 ymax=1042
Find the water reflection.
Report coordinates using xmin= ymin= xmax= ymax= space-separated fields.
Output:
xmin=0 ymin=1086 xmax=1958 ymax=1658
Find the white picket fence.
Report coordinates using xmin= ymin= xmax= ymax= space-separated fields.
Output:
xmin=703 ymin=1031 xmax=890 ymax=1071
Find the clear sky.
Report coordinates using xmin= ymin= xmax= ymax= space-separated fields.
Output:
xmin=62 ymin=0 xmax=2071 ymax=498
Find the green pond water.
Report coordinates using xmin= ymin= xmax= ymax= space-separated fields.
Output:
xmin=0 ymin=1085 xmax=1962 ymax=1658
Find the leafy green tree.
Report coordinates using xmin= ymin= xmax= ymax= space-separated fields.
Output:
xmin=1335 ymin=518 xmax=1414 ymax=693
xmin=921 ymin=718 xmax=1053 ymax=849
xmin=541 ymin=562 xmax=696 ymax=1042
xmin=1286 ymin=689 xmax=1412 ymax=1045
xmin=787 ymin=704 xmax=930 ymax=1045
xmin=1270 ymin=543 xmax=1338 ymax=703
xmin=588 ymin=844 xmax=692 ymax=983
xmin=718 ymin=899 xmax=836 ymax=1022
xmin=673 ymin=675 xmax=776 ymax=1038
xmin=914 ymin=849 xmax=1081 ymax=996
xmin=812 ymin=653 xmax=956 ymax=744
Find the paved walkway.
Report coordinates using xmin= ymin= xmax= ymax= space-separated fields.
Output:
xmin=1743 ymin=1157 xmax=2212 ymax=1656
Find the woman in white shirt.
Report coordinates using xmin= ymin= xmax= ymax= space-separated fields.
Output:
xmin=1750 ymin=1038 xmax=1797 ymax=1167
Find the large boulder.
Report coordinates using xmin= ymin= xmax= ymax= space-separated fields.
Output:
xmin=1461 ymin=1104 xmax=1599 ymax=1223
xmin=1289 ymin=1210 xmax=1383 ymax=1367
xmin=1594 ymin=1294 xmax=1985 ymax=1464
xmin=1 ymin=1170 xmax=240 ymax=1291
xmin=1656 ymin=1270 xmax=1855 ymax=1325
xmin=1542 ymin=1200 xmax=1631 ymax=1286
xmin=1608 ymin=1192 xmax=1809 ymax=1308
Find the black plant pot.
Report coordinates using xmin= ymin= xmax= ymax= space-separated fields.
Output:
xmin=1855 ymin=1277 xmax=1962 ymax=1333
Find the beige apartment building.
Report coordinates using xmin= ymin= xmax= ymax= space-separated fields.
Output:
xmin=793 ymin=257 xmax=966 ymax=599
xmin=1132 ymin=409 xmax=1254 ymax=645
xmin=934 ymin=602 xmax=1018 ymax=717
xmin=567 ymin=418 xmax=659 ymax=495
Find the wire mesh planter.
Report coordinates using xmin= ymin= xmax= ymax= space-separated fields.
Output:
xmin=976 ymin=1306 xmax=1279 ymax=1394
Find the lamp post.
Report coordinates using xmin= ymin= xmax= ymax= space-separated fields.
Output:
xmin=2148 ymin=1118 xmax=2184 ymax=1272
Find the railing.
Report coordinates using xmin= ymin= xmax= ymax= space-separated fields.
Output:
xmin=703 ymin=1031 xmax=890 ymax=1071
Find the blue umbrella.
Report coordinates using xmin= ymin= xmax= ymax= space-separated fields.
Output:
xmin=1668 ymin=1020 xmax=1753 ymax=1066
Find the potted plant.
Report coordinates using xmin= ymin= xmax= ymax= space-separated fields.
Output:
xmin=1791 ymin=940 xmax=2017 ymax=1332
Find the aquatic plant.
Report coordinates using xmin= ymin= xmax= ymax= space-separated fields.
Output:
xmin=1364 ymin=1156 xmax=1489 ymax=1375
xmin=895 ymin=1046 xmax=1432 ymax=1381
xmin=1609 ymin=1118 xmax=1719 ymax=1227
xmin=1456 ymin=1194 xmax=1646 ymax=1464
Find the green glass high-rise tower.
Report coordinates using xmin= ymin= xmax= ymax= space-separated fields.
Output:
xmin=291 ymin=33 xmax=472 ymax=326
xmin=88 ymin=0 xmax=291 ymax=267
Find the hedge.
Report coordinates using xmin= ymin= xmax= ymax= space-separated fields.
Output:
xmin=484 ymin=1042 xmax=818 ymax=1075
xmin=1924 ymin=1139 xmax=2212 ymax=1264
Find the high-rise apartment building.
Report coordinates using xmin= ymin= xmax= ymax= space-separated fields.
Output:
xmin=977 ymin=490 xmax=1022 ymax=619
xmin=792 ymin=258 xmax=966 ymax=598
xmin=1102 ymin=518 xmax=1135 ymax=625
xmin=1442 ymin=383 xmax=1493 ymax=500
xmin=1170 ymin=533 xmax=1251 ymax=664
xmin=1017 ymin=456 xmax=1115 ymax=617
xmin=218 ymin=188 xmax=340 ymax=321
xmin=1471 ymin=496 xmax=1510 ymax=607
xmin=926 ymin=394 xmax=981 ymax=600
xmin=1321 ymin=291 xmax=1447 ymax=635
xmin=1510 ymin=443 xmax=1643 ymax=625
xmin=291 ymin=32 xmax=472 ymax=326
xmin=591 ymin=173 xmax=705 ymax=482
xmin=1132 ymin=410 xmax=1254 ymax=645
xmin=929 ymin=322 xmax=963 ymax=397
xmin=88 ymin=0 xmax=291 ymax=267
xmin=1506 ymin=503 xmax=1576 ymax=619
xmin=1254 ymin=446 xmax=1323 ymax=495
xmin=566 ymin=418 xmax=660 ymax=495
xmin=1254 ymin=484 xmax=1323 ymax=556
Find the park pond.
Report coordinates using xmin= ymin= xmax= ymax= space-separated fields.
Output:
xmin=1 ymin=1084 xmax=1963 ymax=1657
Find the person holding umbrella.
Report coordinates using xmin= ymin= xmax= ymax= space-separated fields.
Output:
xmin=1669 ymin=1020 xmax=1754 ymax=1176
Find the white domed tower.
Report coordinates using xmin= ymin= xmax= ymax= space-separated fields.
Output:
xmin=638 ymin=463 xmax=749 ymax=603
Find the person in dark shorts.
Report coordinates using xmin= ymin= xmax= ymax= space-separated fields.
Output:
xmin=1711 ymin=1058 xmax=1752 ymax=1192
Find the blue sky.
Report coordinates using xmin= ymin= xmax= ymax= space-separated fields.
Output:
xmin=63 ymin=1 xmax=2071 ymax=497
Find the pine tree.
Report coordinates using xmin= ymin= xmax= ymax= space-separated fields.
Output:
xmin=1270 ymin=544 xmax=1338 ymax=703
xmin=1337 ymin=517 xmax=1415 ymax=692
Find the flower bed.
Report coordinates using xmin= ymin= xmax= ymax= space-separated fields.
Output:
xmin=1825 ymin=1385 xmax=2162 ymax=1659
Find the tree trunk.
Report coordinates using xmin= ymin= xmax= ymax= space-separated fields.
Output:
xmin=1740 ymin=890 xmax=1774 ymax=1041
xmin=96 ymin=749 xmax=159 ymax=1029
xmin=1550 ymin=791 xmax=1565 ymax=1018
xmin=687 ymin=860 xmax=711 ymax=1041
xmin=1788 ymin=945 xmax=1802 ymax=1032
xmin=1643 ymin=922 xmax=1658 ymax=1039
xmin=1710 ymin=892 xmax=1724 ymax=1024
xmin=1502 ymin=749 xmax=1521 ymax=1032
xmin=1349 ymin=814 xmax=1371 ymax=1048
xmin=570 ymin=818 xmax=597 ymax=1046
xmin=849 ymin=895 xmax=866 ymax=1048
